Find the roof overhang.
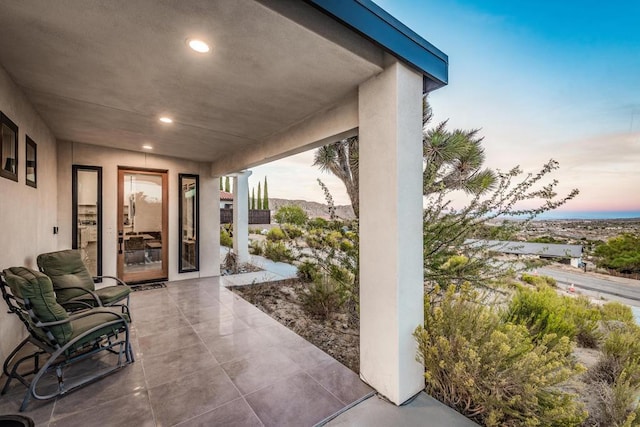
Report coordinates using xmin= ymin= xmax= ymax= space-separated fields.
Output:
xmin=307 ymin=0 xmax=448 ymax=91
xmin=0 ymin=0 xmax=447 ymax=165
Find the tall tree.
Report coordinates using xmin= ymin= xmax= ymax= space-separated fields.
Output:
xmin=224 ymin=176 xmax=230 ymax=193
xmin=313 ymin=136 xmax=359 ymax=217
xmin=251 ymin=188 xmax=256 ymax=210
xmin=219 ymin=177 xmax=223 ymax=191
xmin=312 ymin=96 xmax=496 ymax=218
xmin=263 ymin=177 xmax=269 ymax=210
xmin=257 ymin=181 xmax=262 ymax=210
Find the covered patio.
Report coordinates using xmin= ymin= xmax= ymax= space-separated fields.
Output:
xmin=0 ymin=0 xmax=449 ymax=418
xmin=0 ymin=277 xmax=374 ymax=426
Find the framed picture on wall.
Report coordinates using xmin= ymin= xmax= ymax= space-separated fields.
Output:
xmin=26 ymin=135 xmax=37 ymax=188
xmin=0 ymin=112 xmax=18 ymax=182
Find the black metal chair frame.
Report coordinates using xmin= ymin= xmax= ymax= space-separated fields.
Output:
xmin=0 ymin=273 xmax=134 ymax=412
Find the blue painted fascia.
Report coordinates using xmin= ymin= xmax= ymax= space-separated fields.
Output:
xmin=304 ymin=0 xmax=448 ymax=91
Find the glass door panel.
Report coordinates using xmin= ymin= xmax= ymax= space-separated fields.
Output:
xmin=73 ymin=166 xmax=102 ymax=277
xmin=117 ymin=168 xmax=168 ymax=283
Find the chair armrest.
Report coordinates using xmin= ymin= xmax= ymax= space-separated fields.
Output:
xmin=58 ymin=286 xmax=102 ymax=306
xmin=93 ymin=275 xmax=129 ymax=287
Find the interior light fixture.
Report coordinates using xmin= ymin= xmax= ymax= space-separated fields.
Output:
xmin=187 ymin=39 xmax=210 ymax=53
xmin=159 ymin=116 xmax=173 ymax=124
xmin=142 ymin=144 xmax=153 ymax=150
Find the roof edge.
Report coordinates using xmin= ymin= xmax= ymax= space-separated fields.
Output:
xmin=304 ymin=0 xmax=448 ymax=91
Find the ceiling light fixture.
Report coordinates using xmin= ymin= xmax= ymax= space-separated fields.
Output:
xmin=187 ymin=39 xmax=210 ymax=53
xmin=159 ymin=116 xmax=173 ymax=124
xmin=142 ymin=144 xmax=153 ymax=150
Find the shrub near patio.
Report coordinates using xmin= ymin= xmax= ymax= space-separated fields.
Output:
xmin=415 ymin=285 xmax=588 ymax=427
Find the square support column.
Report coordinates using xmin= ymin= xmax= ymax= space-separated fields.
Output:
xmin=232 ymin=170 xmax=252 ymax=264
xmin=359 ymin=61 xmax=424 ymax=404
xmin=199 ymin=172 xmax=220 ymax=277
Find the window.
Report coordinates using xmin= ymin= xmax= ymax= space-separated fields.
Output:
xmin=0 ymin=112 xmax=18 ymax=182
xmin=179 ymin=174 xmax=199 ymax=272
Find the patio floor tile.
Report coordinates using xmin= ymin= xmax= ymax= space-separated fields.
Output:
xmin=306 ymin=359 xmax=374 ymax=405
xmin=148 ymin=367 xmax=240 ymax=427
xmin=142 ymin=343 xmax=219 ymax=389
xmin=50 ymin=390 xmax=154 ymax=427
xmin=222 ymin=350 xmax=302 ymax=395
xmin=245 ymin=371 xmax=344 ymax=427
xmin=174 ymin=397 xmax=262 ymax=427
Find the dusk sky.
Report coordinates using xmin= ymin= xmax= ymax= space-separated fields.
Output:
xmin=249 ymin=0 xmax=640 ymax=216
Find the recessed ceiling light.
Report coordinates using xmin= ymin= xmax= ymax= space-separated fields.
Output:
xmin=159 ymin=116 xmax=173 ymax=124
xmin=187 ymin=39 xmax=210 ymax=53
xmin=142 ymin=144 xmax=153 ymax=150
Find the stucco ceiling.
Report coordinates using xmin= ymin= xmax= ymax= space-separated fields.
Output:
xmin=0 ymin=0 xmax=385 ymax=163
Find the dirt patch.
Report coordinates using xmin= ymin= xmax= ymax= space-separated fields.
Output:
xmin=230 ymin=280 xmax=360 ymax=372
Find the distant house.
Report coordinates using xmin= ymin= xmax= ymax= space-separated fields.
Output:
xmin=465 ymin=240 xmax=584 ymax=268
xmin=219 ymin=191 xmax=233 ymax=209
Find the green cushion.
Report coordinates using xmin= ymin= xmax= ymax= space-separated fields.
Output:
xmin=3 ymin=267 xmax=73 ymax=345
xmin=68 ymin=309 xmax=128 ymax=352
xmin=67 ymin=286 xmax=131 ymax=307
xmin=95 ymin=286 xmax=131 ymax=305
xmin=37 ymin=250 xmax=95 ymax=303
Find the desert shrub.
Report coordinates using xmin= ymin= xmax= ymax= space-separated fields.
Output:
xmin=304 ymin=228 xmax=324 ymax=249
xmin=297 ymin=260 xmax=320 ymax=282
xmin=587 ymin=374 xmax=640 ymax=427
xmin=571 ymin=296 xmax=602 ymax=348
xmin=505 ymin=286 xmax=577 ymax=346
xmin=274 ymin=205 xmax=307 ymax=226
xmin=520 ymin=273 xmax=557 ymax=288
xmin=591 ymin=324 xmax=640 ymax=385
xmin=281 ymin=223 xmax=303 ymax=239
xmin=301 ymin=275 xmax=347 ymax=318
xmin=415 ymin=285 xmax=587 ymax=426
xmin=600 ymin=302 xmax=635 ymax=323
xmin=266 ymin=227 xmax=286 ymax=241
xmin=220 ymin=227 xmax=233 ymax=247
xmin=506 ymin=287 xmax=601 ymax=348
xmin=263 ymin=240 xmax=294 ymax=263
xmin=325 ymin=230 xmax=344 ymax=249
xmin=249 ymin=240 xmax=263 ymax=256
xmin=587 ymin=324 xmax=640 ymax=426
xmin=307 ymin=217 xmax=329 ymax=229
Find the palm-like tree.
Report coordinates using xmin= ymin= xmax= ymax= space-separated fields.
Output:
xmin=313 ymin=96 xmax=496 ymax=218
xmin=313 ymin=136 xmax=359 ymax=217
xmin=423 ymin=121 xmax=496 ymax=196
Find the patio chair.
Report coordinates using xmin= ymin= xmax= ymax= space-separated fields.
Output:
xmin=37 ymin=249 xmax=131 ymax=313
xmin=0 ymin=267 xmax=134 ymax=411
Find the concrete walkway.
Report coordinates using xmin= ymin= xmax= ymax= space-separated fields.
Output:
xmin=220 ymin=246 xmax=479 ymax=426
xmin=220 ymin=246 xmax=298 ymax=287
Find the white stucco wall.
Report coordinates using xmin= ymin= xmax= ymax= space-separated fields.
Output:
xmin=0 ymin=66 xmax=58 ymax=364
xmin=56 ymin=141 xmax=218 ymax=281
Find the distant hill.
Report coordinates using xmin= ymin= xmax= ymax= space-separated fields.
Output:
xmin=269 ymin=198 xmax=355 ymax=220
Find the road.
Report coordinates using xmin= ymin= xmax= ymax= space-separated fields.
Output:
xmin=537 ymin=266 xmax=640 ymax=306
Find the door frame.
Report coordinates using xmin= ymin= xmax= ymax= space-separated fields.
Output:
xmin=117 ymin=166 xmax=169 ymax=283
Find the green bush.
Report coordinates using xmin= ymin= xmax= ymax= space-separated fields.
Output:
xmin=274 ymin=205 xmax=308 ymax=226
xmin=505 ymin=286 xmax=577 ymax=346
xmin=307 ymin=217 xmax=329 ymax=229
xmin=587 ymin=323 xmax=640 ymax=426
xmin=263 ymin=240 xmax=294 ymax=263
xmin=415 ymin=285 xmax=587 ymax=426
xmin=297 ymin=260 xmax=320 ymax=282
xmin=301 ymin=275 xmax=347 ymax=318
xmin=520 ymin=273 xmax=557 ymax=288
xmin=249 ymin=240 xmax=263 ymax=256
xmin=600 ymin=302 xmax=635 ymax=323
xmin=571 ymin=296 xmax=602 ymax=348
xmin=220 ymin=228 xmax=233 ymax=247
xmin=266 ymin=227 xmax=286 ymax=241
xmin=281 ymin=223 xmax=303 ymax=239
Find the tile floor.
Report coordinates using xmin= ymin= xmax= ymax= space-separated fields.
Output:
xmin=0 ymin=277 xmax=373 ymax=426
